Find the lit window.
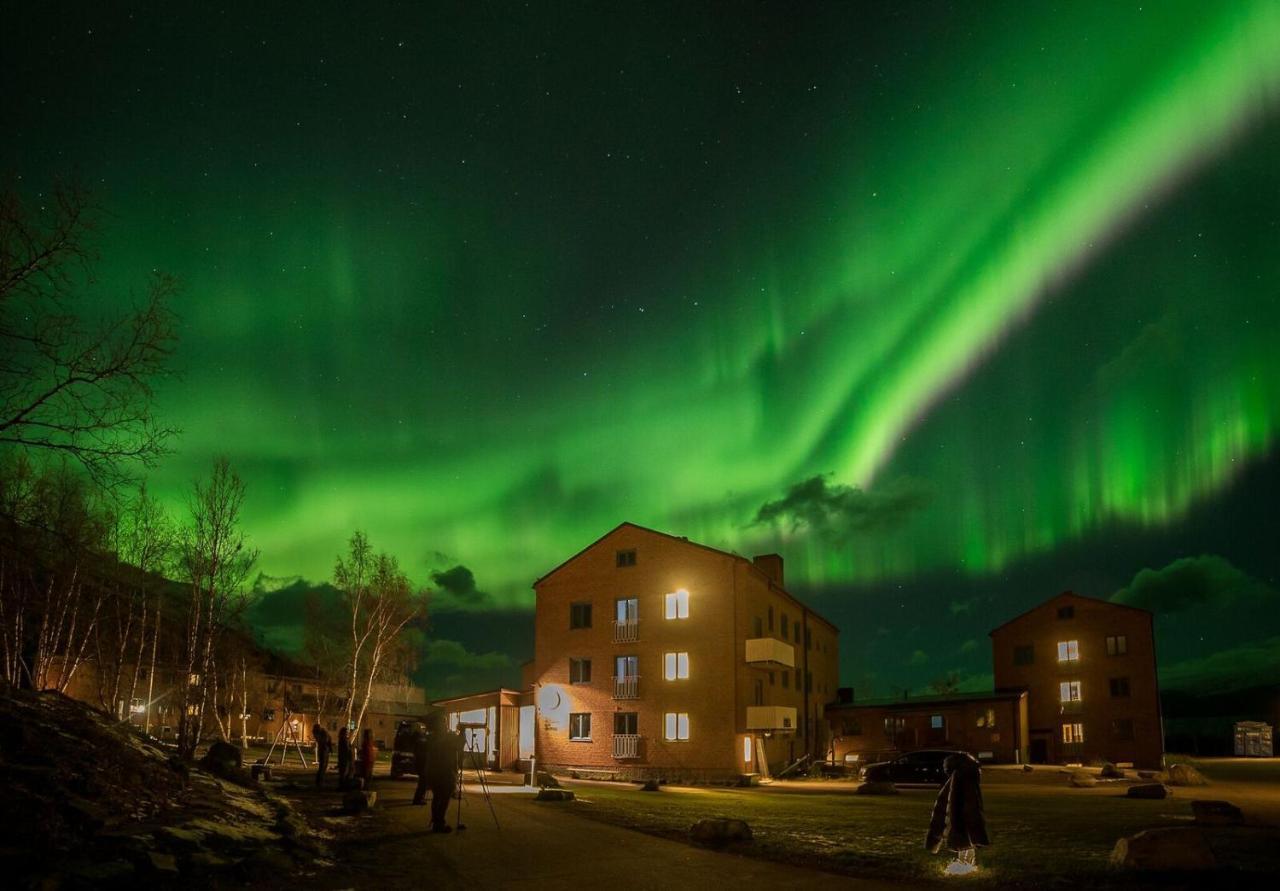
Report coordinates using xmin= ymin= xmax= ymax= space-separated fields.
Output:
xmin=664 ymin=652 xmax=689 ymax=680
xmin=1106 ymin=635 xmax=1128 ymax=656
xmin=1059 ymin=681 xmax=1081 ymax=703
xmin=743 ymin=736 xmax=752 ymax=763
xmin=664 ymin=712 xmax=690 ymax=741
xmin=569 ymin=713 xmax=591 ymax=740
xmin=930 ymin=714 xmax=944 ymax=730
xmin=1057 ymin=640 xmax=1080 ymax=662
xmin=664 ymin=589 xmax=689 ymax=619
xmin=1061 ymin=722 xmax=1085 ymax=743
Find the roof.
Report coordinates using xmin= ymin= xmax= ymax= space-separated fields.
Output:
xmin=431 ymin=687 xmax=528 ymax=707
xmin=987 ymin=590 xmax=1152 ymax=637
xmin=531 ymin=521 xmax=838 ymax=632
xmin=826 ymin=689 xmax=1027 ymax=712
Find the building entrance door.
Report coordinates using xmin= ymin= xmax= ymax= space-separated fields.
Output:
xmin=1030 ymin=736 xmax=1049 ymax=764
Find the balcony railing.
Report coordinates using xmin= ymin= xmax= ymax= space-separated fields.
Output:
xmin=1060 ymin=700 xmax=1083 ymax=715
xmin=613 ymin=734 xmax=641 ymax=759
xmin=613 ymin=620 xmax=639 ymax=643
xmin=745 ymin=637 xmax=795 ymax=668
xmin=746 ymin=705 xmax=797 ymax=732
xmin=614 ymin=676 xmax=639 ymax=699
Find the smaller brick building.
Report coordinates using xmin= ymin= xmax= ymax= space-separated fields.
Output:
xmin=991 ymin=591 xmax=1163 ymax=768
xmin=827 ymin=690 xmax=1029 ymax=767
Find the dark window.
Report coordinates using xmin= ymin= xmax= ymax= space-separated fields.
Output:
xmin=754 ymin=679 xmax=764 ymax=705
xmin=794 ymin=623 xmax=801 ymax=643
xmin=570 ymin=658 xmax=592 ymax=684
xmin=614 ymin=712 xmax=638 ymax=735
xmin=780 ymin=614 xmax=789 ymax=637
xmin=1057 ymin=605 xmax=1075 ymax=619
xmin=754 ymin=616 xmax=763 ymax=637
xmin=768 ymin=671 xmax=775 ymax=686
xmin=1014 ymin=644 xmax=1035 ymax=665
xmin=843 ymin=719 xmax=863 ymax=736
xmin=570 ymin=602 xmax=592 ymax=629
xmin=794 ymin=669 xmax=802 ymax=690
xmin=1106 ymin=635 xmax=1128 ymax=656
xmin=1109 ymin=677 xmax=1131 ymax=698
xmin=884 ymin=716 xmax=905 ymax=735
xmin=1112 ymin=718 xmax=1134 ymax=740
xmin=805 ymin=629 xmax=812 ymax=650
xmin=781 ymin=671 xmax=790 ymax=690
xmin=569 ymin=713 xmax=591 ymax=740
xmin=616 ymin=549 xmax=636 ymax=567
xmin=768 ymin=606 xmax=774 ymax=631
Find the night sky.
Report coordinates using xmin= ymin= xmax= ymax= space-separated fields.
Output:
xmin=5 ymin=1 xmax=1278 ymax=698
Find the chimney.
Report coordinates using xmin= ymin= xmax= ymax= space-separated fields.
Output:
xmin=752 ymin=553 xmax=784 ymax=587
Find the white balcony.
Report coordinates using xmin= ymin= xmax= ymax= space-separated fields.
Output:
xmin=613 ymin=734 xmax=641 ymax=759
xmin=746 ymin=705 xmax=797 ymax=732
xmin=613 ymin=620 xmax=639 ymax=643
xmin=745 ymin=637 xmax=795 ymax=668
xmin=614 ymin=677 xmax=639 ymax=700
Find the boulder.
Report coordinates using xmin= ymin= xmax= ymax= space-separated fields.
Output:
xmin=341 ymin=790 xmax=377 ymax=813
xmin=1163 ymin=763 xmax=1209 ymax=787
xmin=1110 ymin=827 xmax=1215 ymax=870
xmin=535 ymin=788 xmax=575 ymax=801
xmin=856 ymin=781 xmax=899 ymax=795
xmin=1069 ymin=770 xmax=1097 ymax=788
xmin=1100 ymin=763 xmax=1125 ymax=779
xmin=1126 ymin=783 xmax=1169 ymax=799
xmin=188 ymin=851 xmax=233 ymax=871
xmin=145 ymin=851 xmax=180 ymax=875
xmin=536 ymin=771 xmax=562 ymax=788
xmin=640 ymin=779 xmax=661 ymax=792
xmin=199 ymin=741 xmax=244 ymax=780
xmin=1136 ymin=770 xmax=1156 ymax=779
xmin=690 ymin=818 xmax=753 ymax=846
xmin=1190 ymin=799 xmax=1244 ymax=826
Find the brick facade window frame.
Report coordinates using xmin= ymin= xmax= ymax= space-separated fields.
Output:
xmin=570 ymin=601 xmax=592 ymax=629
xmin=616 ymin=549 xmax=637 ymax=567
xmin=570 ymin=658 xmax=592 ymax=684
xmin=664 ymin=712 xmax=690 ymax=741
xmin=1106 ymin=634 xmax=1128 ymax=656
xmin=569 ymin=712 xmax=591 ymax=740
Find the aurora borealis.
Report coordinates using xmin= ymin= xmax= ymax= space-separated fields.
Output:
xmin=4 ymin=1 xmax=1279 ymax=697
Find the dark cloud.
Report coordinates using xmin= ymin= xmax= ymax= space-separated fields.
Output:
xmin=429 ymin=564 xmax=491 ymax=611
xmin=1111 ymin=555 xmax=1275 ymax=614
xmin=908 ymin=649 xmax=928 ymax=667
xmin=753 ymin=474 xmax=932 ymax=540
xmin=418 ymin=638 xmax=518 ymax=698
xmin=1158 ymin=637 xmax=1280 ymax=693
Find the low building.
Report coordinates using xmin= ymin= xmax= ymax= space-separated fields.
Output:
xmin=529 ymin=522 xmax=839 ymax=782
xmin=991 ymin=591 xmax=1163 ymax=768
xmin=827 ymin=690 xmax=1029 ymax=767
xmin=433 ymin=688 xmax=534 ymax=771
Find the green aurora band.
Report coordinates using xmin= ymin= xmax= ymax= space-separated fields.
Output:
xmin=6 ymin=1 xmax=1279 ymax=606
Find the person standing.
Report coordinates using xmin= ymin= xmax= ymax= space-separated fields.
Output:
xmin=313 ymin=723 xmax=332 ymax=788
xmin=424 ymin=713 xmax=462 ymax=833
xmin=336 ymin=726 xmax=352 ymax=790
xmin=359 ymin=727 xmax=377 ymax=789
xmin=412 ymin=726 xmax=430 ymax=806
xmin=926 ymin=752 xmax=990 ymax=874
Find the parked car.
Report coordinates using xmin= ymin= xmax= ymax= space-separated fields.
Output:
xmin=389 ymin=719 xmax=427 ymax=779
xmin=860 ymin=749 xmax=962 ymax=785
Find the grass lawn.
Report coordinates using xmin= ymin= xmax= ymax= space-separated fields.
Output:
xmin=562 ymin=767 xmax=1276 ymax=887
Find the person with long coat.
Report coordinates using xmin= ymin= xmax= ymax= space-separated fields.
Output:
xmin=313 ymin=723 xmax=332 ymax=788
xmin=926 ymin=752 xmax=990 ymax=871
xmin=336 ymin=726 xmax=353 ymax=790
xmin=423 ymin=713 xmax=463 ymax=833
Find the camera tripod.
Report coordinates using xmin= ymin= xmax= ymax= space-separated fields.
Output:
xmin=454 ymin=724 xmax=500 ymax=832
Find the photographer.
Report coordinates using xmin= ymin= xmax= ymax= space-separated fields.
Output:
xmin=423 ymin=712 xmax=463 ymax=833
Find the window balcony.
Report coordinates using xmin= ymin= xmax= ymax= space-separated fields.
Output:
xmin=613 ymin=619 xmax=639 ymax=643
xmin=1060 ymin=700 xmax=1084 ymax=715
xmin=746 ymin=705 xmax=796 ymax=732
xmin=1060 ymin=741 xmax=1085 ymax=760
xmin=745 ymin=637 xmax=795 ymax=669
xmin=613 ymin=734 xmax=641 ymax=759
xmin=613 ymin=677 xmax=639 ymax=700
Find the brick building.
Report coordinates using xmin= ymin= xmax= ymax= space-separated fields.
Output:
xmin=529 ymin=523 xmax=839 ymax=782
xmin=991 ymin=591 xmax=1163 ymax=768
xmin=827 ymin=690 xmax=1028 ymax=767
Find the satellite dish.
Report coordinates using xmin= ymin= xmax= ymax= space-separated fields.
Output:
xmin=537 ymin=684 xmax=564 ymax=712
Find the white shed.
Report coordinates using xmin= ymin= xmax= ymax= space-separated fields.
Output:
xmin=1233 ymin=721 xmax=1274 ymax=757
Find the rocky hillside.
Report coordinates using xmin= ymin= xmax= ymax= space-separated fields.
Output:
xmin=0 ymin=685 xmax=327 ymax=887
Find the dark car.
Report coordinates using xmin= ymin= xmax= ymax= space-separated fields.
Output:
xmin=389 ymin=719 xmax=427 ymax=779
xmin=860 ymin=749 xmax=962 ymax=785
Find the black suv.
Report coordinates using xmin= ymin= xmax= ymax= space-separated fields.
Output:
xmin=389 ymin=720 xmax=427 ymax=779
xmin=860 ymin=749 xmax=962 ymax=785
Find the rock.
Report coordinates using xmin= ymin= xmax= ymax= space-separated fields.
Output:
xmin=856 ymin=781 xmax=899 ymax=795
xmin=1110 ymin=827 xmax=1216 ymax=870
xmin=155 ymin=825 xmax=207 ymax=852
xmin=536 ymin=771 xmax=561 ymax=788
xmin=1069 ymin=771 xmax=1097 ymax=788
xmin=1100 ymin=763 xmax=1125 ymax=779
xmin=535 ymin=788 xmax=575 ymax=801
xmin=1022 ymin=764 xmax=1033 ymax=772
xmin=690 ymin=818 xmax=753 ymax=846
xmin=341 ymin=790 xmax=377 ymax=813
xmin=1191 ymin=799 xmax=1243 ymax=826
xmin=1136 ymin=770 xmax=1156 ymax=779
xmin=188 ymin=851 xmax=233 ymax=870
xmin=251 ymin=764 xmax=272 ymax=781
xmin=199 ymin=741 xmax=244 ymax=780
xmin=66 ymin=859 xmax=135 ymax=882
xmin=1162 ymin=763 xmax=1209 ymax=786
xmin=1126 ymin=783 xmax=1169 ymax=799
xmin=640 ymin=779 xmax=661 ymax=792
xmin=146 ymin=851 xmax=180 ymax=875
